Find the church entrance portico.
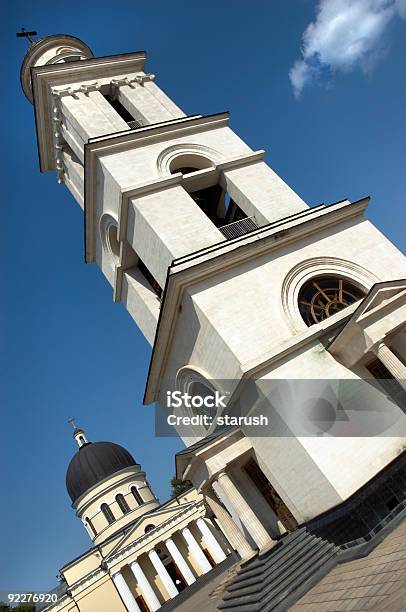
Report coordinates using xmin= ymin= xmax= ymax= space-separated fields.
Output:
xmin=110 ymin=516 xmax=230 ymax=611
xmin=176 ymin=428 xmax=302 ymax=556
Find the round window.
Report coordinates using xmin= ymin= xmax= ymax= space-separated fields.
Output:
xmin=298 ymin=276 xmax=365 ymax=326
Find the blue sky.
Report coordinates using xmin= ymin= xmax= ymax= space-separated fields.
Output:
xmin=1 ymin=0 xmax=405 ymax=594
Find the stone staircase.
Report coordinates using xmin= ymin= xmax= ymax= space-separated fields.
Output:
xmin=218 ymin=528 xmax=338 ymax=611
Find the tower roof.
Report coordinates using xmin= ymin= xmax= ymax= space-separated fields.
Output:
xmin=66 ymin=441 xmax=137 ymax=504
xmin=20 ymin=34 xmax=93 ymax=102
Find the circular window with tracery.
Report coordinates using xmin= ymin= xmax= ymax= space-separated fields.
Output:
xmin=298 ymin=276 xmax=366 ymax=327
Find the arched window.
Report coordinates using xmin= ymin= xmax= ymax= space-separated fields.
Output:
xmin=116 ymin=493 xmax=130 ymax=515
xmin=131 ymin=486 xmax=144 ymax=506
xmin=107 ymin=223 xmax=120 ymax=258
xmin=298 ymin=276 xmax=366 ymax=327
xmin=85 ymin=516 xmax=97 ymax=537
xmin=168 ymin=154 xmax=214 ymax=174
xmin=101 ymin=503 xmax=115 ymax=525
xmin=144 ymin=523 xmax=155 ymax=533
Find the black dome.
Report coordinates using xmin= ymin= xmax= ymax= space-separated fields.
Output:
xmin=66 ymin=441 xmax=137 ymax=504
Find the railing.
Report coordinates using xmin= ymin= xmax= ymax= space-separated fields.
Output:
xmin=219 ymin=216 xmax=258 ymax=240
xmin=127 ymin=119 xmax=142 ymax=129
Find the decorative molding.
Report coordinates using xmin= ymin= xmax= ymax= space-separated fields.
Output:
xmin=176 ymin=365 xmax=216 ymax=392
xmin=48 ymin=504 xmax=204 ymax=605
xmin=31 ymin=51 xmax=147 ymax=173
xmin=71 ymin=567 xmax=107 ymax=597
xmin=281 ymin=256 xmax=379 ymax=334
xmin=99 ymin=213 xmax=120 ymax=262
xmin=47 ymin=73 xmax=152 ymax=184
xmin=51 ymin=74 xmax=155 ymax=99
xmin=74 ymin=465 xmax=143 ymax=512
xmin=42 ymin=594 xmax=71 ymax=612
xmin=111 ymin=73 xmax=155 ymax=89
xmin=328 ymin=279 xmax=406 ymax=366
xmin=175 ymin=366 xmax=221 ymax=438
xmin=20 ymin=34 xmax=94 ymax=102
xmin=50 ymin=95 xmax=65 ymax=184
xmin=156 ymin=143 xmax=223 ymax=175
xmin=106 ymin=501 xmax=205 ymax=568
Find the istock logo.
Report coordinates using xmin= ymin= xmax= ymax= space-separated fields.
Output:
xmin=166 ymin=390 xmax=228 ymax=409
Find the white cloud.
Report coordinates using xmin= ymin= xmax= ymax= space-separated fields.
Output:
xmin=290 ymin=0 xmax=406 ymax=97
xmin=289 ymin=60 xmax=316 ymax=98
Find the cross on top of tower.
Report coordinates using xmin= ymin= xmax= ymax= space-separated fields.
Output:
xmin=16 ymin=27 xmax=38 ymax=44
xmin=68 ymin=417 xmax=76 ymax=430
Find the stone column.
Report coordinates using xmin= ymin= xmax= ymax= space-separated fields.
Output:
xmin=373 ymin=341 xmax=406 ymax=391
xmin=204 ymin=488 xmax=255 ymax=560
xmin=181 ymin=526 xmax=212 ymax=574
xmin=112 ymin=571 xmax=141 ymax=612
xmin=196 ymin=517 xmax=227 ymax=564
xmin=216 ymin=471 xmax=271 ymax=550
xmin=164 ymin=537 xmax=196 ymax=586
xmin=147 ymin=548 xmax=178 ymax=599
xmin=130 ymin=560 xmax=161 ymax=612
xmin=118 ymin=84 xmax=176 ymax=125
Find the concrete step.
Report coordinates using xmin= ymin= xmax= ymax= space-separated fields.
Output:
xmin=219 ymin=538 xmax=327 ymax=609
xmin=219 ymin=529 xmax=338 ymax=612
xmin=223 ymin=536 xmax=322 ymax=598
xmin=228 ymin=529 xmax=312 ymax=586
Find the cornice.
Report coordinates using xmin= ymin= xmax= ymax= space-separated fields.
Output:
xmin=72 ymin=464 xmax=143 ymax=510
xmin=84 ymin=120 xmax=259 ymax=266
xmin=31 ymin=52 xmax=147 ymax=173
xmin=56 ymin=500 xmax=205 ymax=605
xmin=144 ymin=197 xmax=370 ymax=403
xmin=106 ymin=500 xmax=205 ymax=570
xmin=110 ymin=150 xmax=265 ymax=301
xmin=328 ymin=280 xmax=406 ymax=358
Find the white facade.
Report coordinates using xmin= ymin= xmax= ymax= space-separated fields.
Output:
xmin=24 ymin=34 xmax=406 ymax=555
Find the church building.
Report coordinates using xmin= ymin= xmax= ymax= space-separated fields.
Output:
xmin=42 ymin=423 xmax=232 ymax=611
xmin=20 ymin=31 xmax=406 ymax=611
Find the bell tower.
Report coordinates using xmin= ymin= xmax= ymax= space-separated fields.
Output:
xmin=21 ymin=31 xmax=309 ymax=346
xmin=22 ymin=33 xmax=406 ymax=555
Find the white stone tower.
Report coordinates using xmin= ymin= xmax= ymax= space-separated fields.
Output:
xmin=22 ymin=33 xmax=406 ymax=555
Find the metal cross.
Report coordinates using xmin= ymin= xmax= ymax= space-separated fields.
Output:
xmin=16 ymin=27 xmax=37 ymax=44
xmin=68 ymin=417 xmax=76 ymax=430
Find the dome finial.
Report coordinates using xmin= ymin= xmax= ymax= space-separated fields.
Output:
xmin=68 ymin=417 xmax=89 ymax=448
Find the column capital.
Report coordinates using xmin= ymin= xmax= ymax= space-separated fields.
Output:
xmin=372 ymin=340 xmax=388 ymax=354
xmin=371 ymin=340 xmax=406 ymax=392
